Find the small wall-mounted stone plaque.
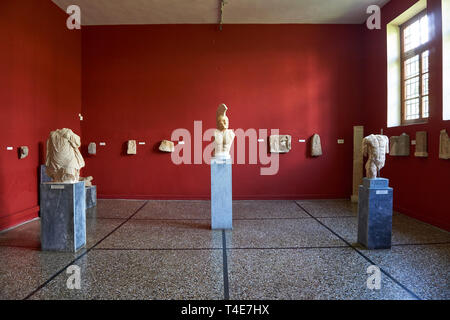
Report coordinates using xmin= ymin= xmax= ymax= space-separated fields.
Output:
xmin=159 ymin=140 xmax=174 ymax=152
xmin=19 ymin=146 xmax=29 ymax=159
xmin=269 ymin=135 xmax=292 ymax=153
xmin=390 ymin=133 xmax=410 ymax=156
xmin=127 ymin=140 xmax=137 ymax=155
xmin=439 ymin=129 xmax=450 ymax=160
xmin=311 ymin=134 xmax=322 ymax=157
xmin=88 ymin=142 xmax=96 ymax=155
xmin=414 ymin=131 xmax=428 ymax=157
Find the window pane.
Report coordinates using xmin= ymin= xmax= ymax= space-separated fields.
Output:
xmin=403 ymin=14 xmax=428 ymax=52
xmin=404 ymin=20 xmax=421 ymax=52
xmin=422 ymin=50 xmax=429 ymax=73
xmin=405 ymin=98 xmax=420 ymax=120
xmin=404 ymin=55 xmax=419 ymax=78
xmin=422 ymin=73 xmax=429 ymax=95
xmin=405 ymin=76 xmax=420 ymax=99
xmin=422 ymin=96 xmax=429 ymax=118
xmin=421 ymin=15 xmax=429 ymax=44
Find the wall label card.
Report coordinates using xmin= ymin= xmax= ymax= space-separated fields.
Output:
xmin=51 ymin=185 xmax=65 ymax=190
xmin=376 ymin=190 xmax=388 ymax=195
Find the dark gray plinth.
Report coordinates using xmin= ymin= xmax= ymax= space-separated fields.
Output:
xmin=40 ymin=164 xmax=52 ymax=183
xmin=40 ymin=182 xmax=86 ymax=252
xmin=357 ymin=178 xmax=393 ymax=249
xmin=211 ymin=157 xmax=232 ymax=230
xmin=86 ymin=185 xmax=97 ymax=209
xmin=41 ymin=164 xmax=96 ymax=209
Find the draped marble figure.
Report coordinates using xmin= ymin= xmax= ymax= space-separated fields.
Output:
xmin=362 ymin=134 xmax=389 ymax=179
xmin=46 ymin=128 xmax=85 ymax=183
xmin=214 ymin=104 xmax=235 ymax=158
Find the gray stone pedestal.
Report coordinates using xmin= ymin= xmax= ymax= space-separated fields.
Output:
xmin=86 ymin=186 xmax=97 ymax=209
xmin=40 ymin=164 xmax=97 ymax=209
xmin=357 ymin=178 xmax=393 ymax=249
xmin=211 ymin=157 xmax=232 ymax=230
xmin=40 ymin=182 xmax=86 ymax=252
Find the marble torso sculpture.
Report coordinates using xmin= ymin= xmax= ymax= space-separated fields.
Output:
xmin=214 ymin=104 xmax=235 ymax=159
xmin=362 ymin=134 xmax=389 ymax=179
xmin=46 ymin=128 xmax=85 ymax=183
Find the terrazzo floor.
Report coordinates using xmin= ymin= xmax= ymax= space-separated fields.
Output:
xmin=0 ymin=199 xmax=449 ymax=300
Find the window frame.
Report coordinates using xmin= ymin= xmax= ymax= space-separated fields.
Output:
xmin=399 ymin=10 xmax=430 ymax=125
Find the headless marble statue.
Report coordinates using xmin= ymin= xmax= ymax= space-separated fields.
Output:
xmin=46 ymin=128 xmax=85 ymax=183
xmin=362 ymin=134 xmax=389 ymax=179
xmin=214 ymin=104 xmax=235 ymax=159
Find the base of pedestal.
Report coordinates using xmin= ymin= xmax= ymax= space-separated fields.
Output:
xmin=210 ymin=158 xmax=232 ymax=230
xmin=357 ymin=178 xmax=393 ymax=249
xmin=40 ymin=182 xmax=86 ymax=252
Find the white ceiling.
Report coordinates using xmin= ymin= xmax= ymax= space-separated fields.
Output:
xmin=52 ymin=0 xmax=390 ymax=25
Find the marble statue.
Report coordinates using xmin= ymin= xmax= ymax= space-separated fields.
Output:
xmin=127 ymin=140 xmax=137 ymax=155
xmin=414 ymin=131 xmax=428 ymax=157
xmin=390 ymin=133 xmax=410 ymax=156
xmin=19 ymin=146 xmax=29 ymax=159
xmin=439 ymin=129 xmax=450 ymax=159
xmin=159 ymin=140 xmax=174 ymax=152
xmin=213 ymin=103 xmax=235 ymax=158
xmin=46 ymin=128 xmax=85 ymax=183
xmin=362 ymin=134 xmax=389 ymax=179
xmin=88 ymin=142 xmax=96 ymax=155
xmin=270 ymin=135 xmax=292 ymax=153
xmin=311 ymin=134 xmax=322 ymax=157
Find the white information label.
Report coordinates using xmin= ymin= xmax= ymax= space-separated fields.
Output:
xmin=6 ymin=147 xmax=13 ymax=151
xmin=178 ymin=141 xmax=185 ymax=145
xmin=338 ymin=139 xmax=345 ymax=144
xmin=258 ymin=139 xmax=264 ymax=142
xmin=299 ymin=139 xmax=306 ymax=143
xmin=99 ymin=142 xmax=106 ymax=146
xmin=139 ymin=142 xmax=145 ymax=145
xmin=51 ymin=185 xmax=65 ymax=190
xmin=411 ymin=140 xmax=416 ymax=145
xmin=376 ymin=190 xmax=388 ymax=195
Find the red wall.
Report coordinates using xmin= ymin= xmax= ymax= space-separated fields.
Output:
xmin=363 ymin=0 xmax=450 ymax=231
xmin=0 ymin=0 xmax=81 ymax=230
xmin=81 ymin=24 xmax=365 ymax=200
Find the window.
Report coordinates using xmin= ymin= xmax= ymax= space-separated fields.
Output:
xmin=400 ymin=11 xmax=430 ymax=124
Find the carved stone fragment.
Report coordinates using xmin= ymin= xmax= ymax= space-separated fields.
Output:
xmin=159 ymin=140 xmax=174 ymax=152
xmin=390 ymin=133 xmax=410 ymax=156
xmin=127 ymin=140 xmax=137 ymax=155
xmin=311 ymin=134 xmax=322 ymax=157
xmin=439 ymin=129 xmax=450 ymax=159
xmin=414 ymin=131 xmax=428 ymax=157
xmin=19 ymin=146 xmax=29 ymax=159
xmin=88 ymin=142 xmax=96 ymax=155
xmin=269 ymin=135 xmax=292 ymax=153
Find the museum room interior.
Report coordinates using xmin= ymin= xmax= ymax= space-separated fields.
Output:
xmin=0 ymin=0 xmax=449 ymax=301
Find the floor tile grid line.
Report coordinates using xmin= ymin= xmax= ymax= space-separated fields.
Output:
xmin=222 ymin=230 xmax=230 ymax=300
xmin=91 ymin=247 xmax=224 ymax=251
xmin=294 ymin=201 xmax=422 ymax=300
xmin=391 ymin=242 xmax=450 ymax=247
xmin=92 ymin=245 xmax=351 ymax=251
xmin=22 ymin=200 xmax=150 ymax=300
